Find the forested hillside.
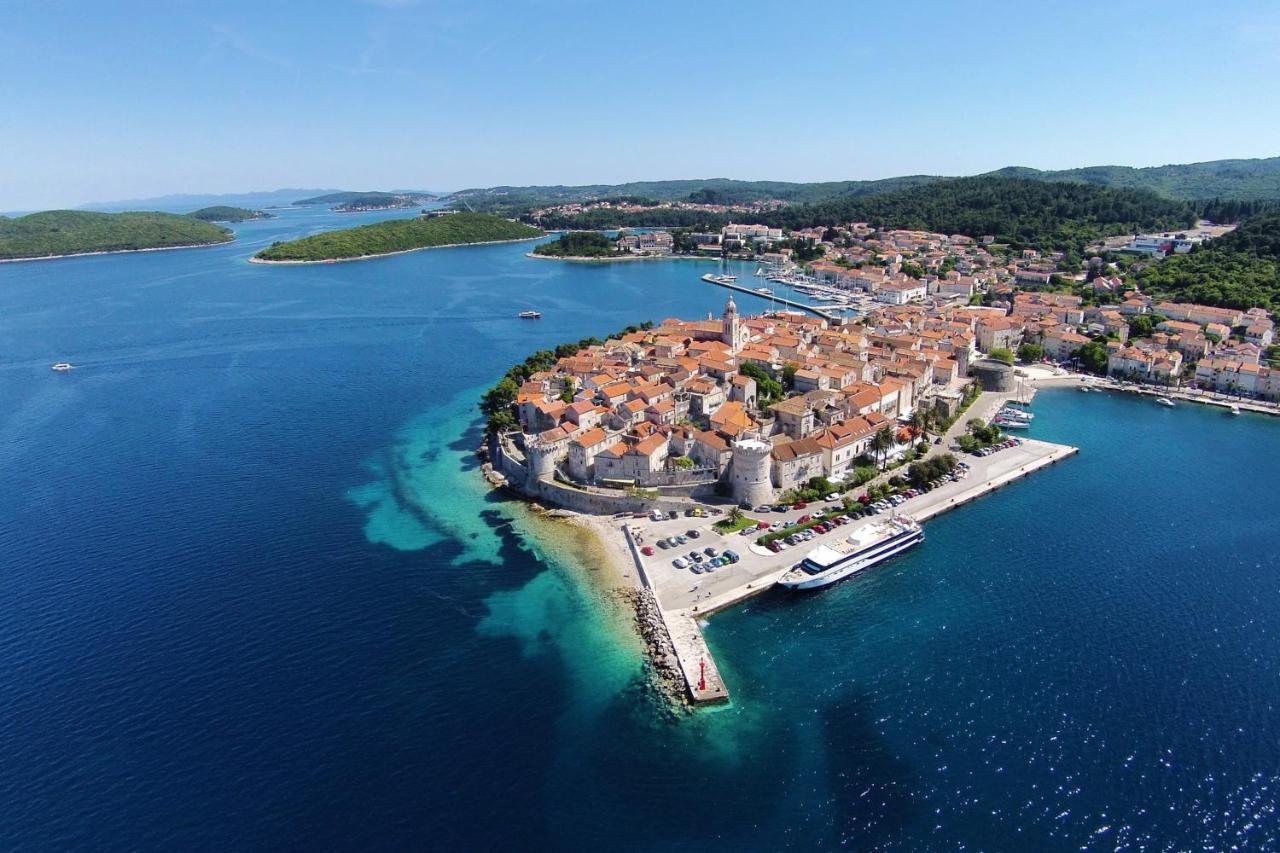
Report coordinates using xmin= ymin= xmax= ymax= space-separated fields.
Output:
xmin=1128 ymin=212 xmax=1280 ymax=309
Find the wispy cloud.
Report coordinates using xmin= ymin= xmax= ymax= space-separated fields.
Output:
xmin=203 ymin=22 xmax=296 ymax=71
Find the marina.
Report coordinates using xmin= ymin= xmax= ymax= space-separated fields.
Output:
xmin=701 ymin=273 xmax=840 ymax=320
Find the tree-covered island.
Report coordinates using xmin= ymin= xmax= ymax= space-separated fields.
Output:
xmin=252 ymin=212 xmax=543 ymax=263
xmin=0 ymin=210 xmax=233 ymax=261
xmin=189 ymin=206 xmax=272 ymax=223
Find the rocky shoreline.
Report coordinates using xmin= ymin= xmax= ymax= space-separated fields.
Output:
xmin=618 ymin=587 xmax=690 ymax=714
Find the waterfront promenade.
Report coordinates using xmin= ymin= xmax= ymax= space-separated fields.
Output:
xmin=622 ymin=436 xmax=1077 ymax=704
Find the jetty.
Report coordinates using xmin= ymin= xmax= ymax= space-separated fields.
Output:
xmin=702 ymin=273 xmax=838 ymax=321
xmin=622 ymin=435 xmax=1078 ymax=705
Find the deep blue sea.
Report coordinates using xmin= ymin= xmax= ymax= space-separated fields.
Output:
xmin=1 ymin=208 xmax=1277 ymax=851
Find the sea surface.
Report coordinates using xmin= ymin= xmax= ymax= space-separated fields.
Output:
xmin=1 ymin=208 xmax=1277 ymax=851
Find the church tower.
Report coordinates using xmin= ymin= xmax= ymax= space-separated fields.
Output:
xmin=721 ymin=294 xmax=743 ymax=352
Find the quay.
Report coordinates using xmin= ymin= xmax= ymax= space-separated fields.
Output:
xmin=701 ymin=273 xmax=838 ymax=321
xmin=623 ymin=435 xmax=1078 ymax=705
xmin=1091 ymin=378 xmax=1280 ymax=417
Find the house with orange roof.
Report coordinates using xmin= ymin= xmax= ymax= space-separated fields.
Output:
xmin=593 ymin=432 xmax=670 ymax=482
xmin=770 ymin=436 xmax=825 ymax=492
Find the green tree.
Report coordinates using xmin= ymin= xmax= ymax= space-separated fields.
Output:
xmin=989 ymin=347 xmax=1016 ymax=365
xmin=1073 ymin=341 xmax=1111 ymax=375
xmin=559 ymin=377 xmax=576 ymax=404
xmin=781 ymin=362 xmax=799 ymax=390
xmin=1017 ymin=343 xmax=1044 ymax=363
xmin=870 ymin=426 xmax=896 ymax=471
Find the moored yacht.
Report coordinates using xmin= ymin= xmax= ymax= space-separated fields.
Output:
xmin=777 ymin=515 xmax=922 ymax=590
xmin=1156 ymin=396 xmax=1175 ymax=407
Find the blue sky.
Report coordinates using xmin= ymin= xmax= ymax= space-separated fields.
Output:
xmin=2 ymin=0 xmax=1279 ymax=210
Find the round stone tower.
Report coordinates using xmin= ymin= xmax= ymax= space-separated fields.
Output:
xmin=523 ymin=441 xmax=561 ymax=491
xmin=730 ymin=433 xmax=774 ymax=508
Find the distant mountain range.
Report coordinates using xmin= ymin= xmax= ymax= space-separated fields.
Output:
xmin=450 ymin=157 xmax=1280 ymax=213
xmin=77 ymin=189 xmax=347 ymax=213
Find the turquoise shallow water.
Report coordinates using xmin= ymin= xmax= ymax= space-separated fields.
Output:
xmin=0 ymin=208 xmax=1277 ymax=850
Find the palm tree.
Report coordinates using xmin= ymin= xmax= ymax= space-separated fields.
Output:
xmin=727 ymin=506 xmax=744 ymax=526
xmin=870 ymin=426 xmax=895 ymax=471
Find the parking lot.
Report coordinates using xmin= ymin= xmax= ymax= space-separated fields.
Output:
xmin=628 ymin=437 xmax=1070 ymax=612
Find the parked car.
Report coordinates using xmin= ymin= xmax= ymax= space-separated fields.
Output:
xmin=756 ymin=505 xmax=772 ymax=513
xmin=656 ymin=540 xmax=670 ymax=550
xmin=686 ymin=529 xmax=701 ymax=539
xmin=767 ymin=541 xmax=783 ymax=553
xmin=798 ymin=514 xmax=812 ymax=524
xmin=704 ymin=546 xmax=718 ymax=557
xmin=641 ymin=546 xmax=655 ymax=556
xmin=668 ymin=511 xmax=679 ymax=520
xmin=723 ymin=550 xmax=739 ymax=563
xmin=672 ymin=558 xmax=687 ymax=569
xmin=793 ymin=501 xmax=807 ymax=509
xmin=773 ymin=505 xmax=789 ymax=513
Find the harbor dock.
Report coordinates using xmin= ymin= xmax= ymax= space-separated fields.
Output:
xmin=624 ymin=435 xmax=1078 ymax=705
xmin=701 ymin=274 xmax=838 ymax=321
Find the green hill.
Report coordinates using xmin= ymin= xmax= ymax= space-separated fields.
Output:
xmin=526 ymin=177 xmax=1196 ymax=252
xmin=0 ymin=210 xmax=233 ymax=261
xmin=1128 ymin=212 xmax=1280 ymax=309
xmin=254 ymin=212 xmax=543 ymax=262
xmin=985 ymin=158 xmax=1280 ymax=202
xmin=452 ymin=157 xmax=1280 ymax=219
xmin=189 ymin=206 xmax=270 ymax=222
xmin=451 ymin=176 xmax=943 ymax=215
xmin=763 ymin=177 xmax=1196 ymax=250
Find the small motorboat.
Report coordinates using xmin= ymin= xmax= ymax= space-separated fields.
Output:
xmin=1230 ymin=404 xmax=1241 ymax=416
xmin=51 ymin=362 xmax=73 ymax=372
xmin=517 ymin=311 xmax=542 ymax=319
xmin=1156 ymin=397 xmax=1175 ymax=408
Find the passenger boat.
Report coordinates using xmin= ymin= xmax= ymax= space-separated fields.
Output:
xmin=517 ymin=310 xmax=542 ymax=319
xmin=776 ymin=515 xmax=922 ymax=590
xmin=1156 ymin=396 xmax=1175 ymax=407
xmin=51 ymin=362 xmax=73 ymax=372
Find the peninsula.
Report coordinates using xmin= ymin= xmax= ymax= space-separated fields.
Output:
xmin=478 ymin=289 xmax=1091 ymax=706
xmin=189 ymin=206 xmax=271 ymax=223
xmin=252 ymin=212 xmax=544 ymax=263
xmin=0 ymin=210 xmax=233 ymax=262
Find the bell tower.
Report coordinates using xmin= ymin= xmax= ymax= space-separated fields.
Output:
xmin=722 ymin=294 xmax=741 ymax=352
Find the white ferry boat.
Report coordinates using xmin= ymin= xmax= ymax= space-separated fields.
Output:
xmin=1156 ymin=396 xmax=1175 ymax=408
xmin=777 ymin=516 xmax=922 ymax=590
